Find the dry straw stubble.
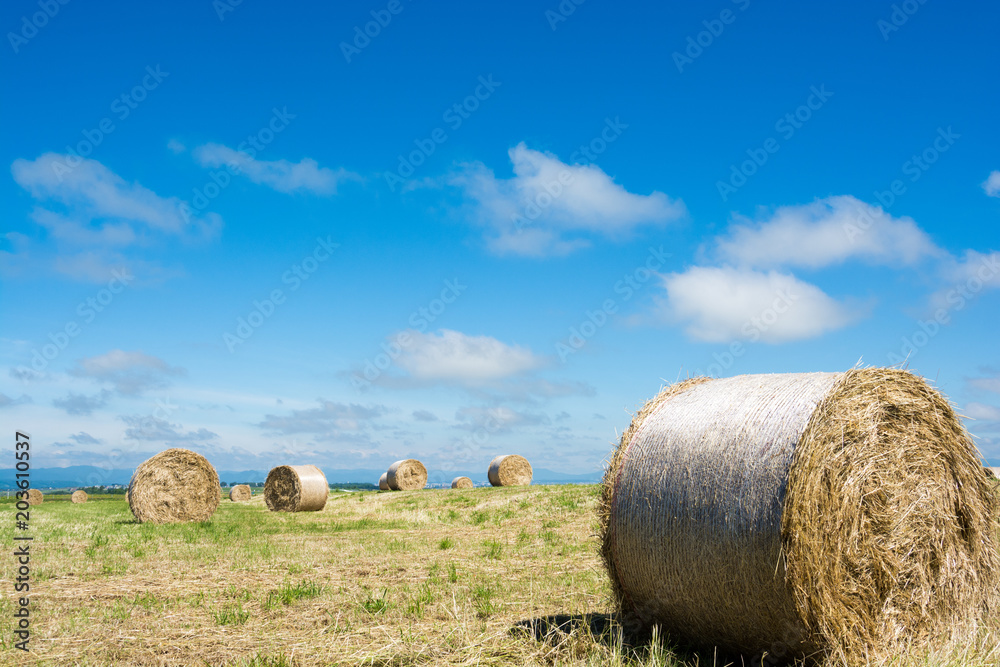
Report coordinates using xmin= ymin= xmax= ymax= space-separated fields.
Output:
xmin=70 ymin=490 xmax=87 ymax=504
xmin=386 ymin=459 xmax=427 ymax=491
xmin=229 ymin=484 xmax=252 ymax=502
xmin=488 ymin=455 xmax=532 ymax=486
xmin=599 ymin=368 xmax=999 ymax=664
xmin=451 ymin=476 xmax=474 ymax=489
xmin=128 ymin=448 xmax=221 ymax=524
xmin=264 ymin=465 xmax=329 ymax=512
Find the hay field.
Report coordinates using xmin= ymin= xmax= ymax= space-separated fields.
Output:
xmin=1 ymin=485 xmax=998 ymax=666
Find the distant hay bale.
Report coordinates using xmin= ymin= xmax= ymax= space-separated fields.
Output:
xmin=128 ymin=448 xmax=221 ymax=524
xmin=378 ymin=472 xmax=389 ymax=490
xmin=488 ymin=455 xmax=532 ymax=486
xmin=386 ymin=459 xmax=427 ymax=490
xmin=451 ymin=476 xmax=473 ymax=489
xmin=229 ymin=484 xmax=252 ymax=502
xmin=264 ymin=465 xmax=328 ymax=512
xmin=70 ymin=490 xmax=87 ymax=504
xmin=599 ymin=369 xmax=999 ymax=663
xmin=26 ymin=489 xmax=43 ymax=505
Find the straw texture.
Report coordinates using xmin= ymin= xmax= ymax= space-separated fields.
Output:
xmin=71 ymin=490 xmax=87 ymax=504
xmin=26 ymin=489 xmax=43 ymax=505
xmin=488 ymin=455 xmax=533 ymax=486
xmin=599 ymin=369 xmax=999 ymax=663
xmin=128 ymin=448 xmax=221 ymax=524
xmin=386 ymin=459 xmax=427 ymax=491
xmin=264 ymin=465 xmax=328 ymax=512
xmin=378 ymin=472 xmax=390 ymax=490
xmin=451 ymin=476 xmax=474 ymax=489
xmin=229 ymin=484 xmax=252 ymax=502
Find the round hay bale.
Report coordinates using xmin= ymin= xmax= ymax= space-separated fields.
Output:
xmin=229 ymin=484 xmax=252 ymax=502
xmin=378 ymin=472 xmax=390 ymax=490
xmin=487 ymin=455 xmax=532 ymax=486
xmin=264 ymin=465 xmax=328 ymax=512
xmin=451 ymin=476 xmax=474 ymax=489
xmin=70 ymin=490 xmax=88 ymax=504
xmin=128 ymin=448 xmax=221 ymax=524
xmin=386 ymin=459 xmax=427 ymax=491
xmin=600 ymin=369 xmax=999 ymax=663
xmin=26 ymin=489 xmax=43 ymax=505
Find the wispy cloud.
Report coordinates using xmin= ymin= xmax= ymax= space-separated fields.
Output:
xmin=69 ymin=349 xmax=184 ymax=395
xmin=120 ymin=415 xmax=218 ymax=442
xmin=394 ymin=329 xmax=545 ymax=384
xmin=193 ymin=143 xmax=358 ymax=195
xmin=447 ymin=143 xmax=686 ymax=256
xmin=983 ymin=171 xmax=1000 ymax=198
xmin=258 ymin=400 xmax=389 ymax=435
xmin=52 ymin=390 xmax=112 ymax=416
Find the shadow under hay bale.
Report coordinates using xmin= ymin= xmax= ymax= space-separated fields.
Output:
xmin=386 ymin=459 xmax=426 ymax=490
xmin=599 ymin=368 xmax=999 ymax=664
xmin=488 ymin=454 xmax=532 ymax=486
xmin=451 ymin=476 xmax=473 ymax=489
xmin=71 ymin=490 xmax=87 ymax=504
xmin=229 ymin=484 xmax=252 ymax=502
xmin=26 ymin=489 xmax=43 ymax=505
xmin=128 ymin=448 xmax=221 ymax=524
xmin=264 ymin=465 xmax=328 ymax=512
xmin=378 ymin=472 xmax=389 ymax=490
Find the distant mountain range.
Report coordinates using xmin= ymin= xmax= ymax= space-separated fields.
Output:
xmin=0 ymin=465 xmax=603 ymax=489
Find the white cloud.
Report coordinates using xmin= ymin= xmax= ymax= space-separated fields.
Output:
xmin=11 ymin=153 xmax=220 ymax=238
xmin=965 ymin=402 xmax=1000 ymax=421
xmin=167 ymin=139 xmax=186 ymax=154
xmin=715 ymin=195 xmax=941 ymax=269
xmin=983 ymin=171 xmax=1000 ymax=198
xmin=448 ymin=143 xmax=686 ymax=256
xmin=257 ymin=400 xmax=388 ymax=434
xmin=661 ymin=266 xmax=859 ymax=343
xmin=193 ymin=143 xmax=356 ymax=195
xmin=69 ymin=349 xmax=184 ymax=395
xmin=928 ymin=250 xmax=1000 ymax=311
xmin=395 ymin=329 xmax=544 ymax=383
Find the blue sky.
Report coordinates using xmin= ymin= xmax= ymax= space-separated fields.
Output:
xmin=2 ymin=0 xmax=1000 ymax=478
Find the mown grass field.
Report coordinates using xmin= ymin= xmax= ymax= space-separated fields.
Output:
xmin=1 ymin=485 xmax=998 ymax=666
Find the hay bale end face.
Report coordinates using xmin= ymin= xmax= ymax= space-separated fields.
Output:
xmin=128 ymin=448 xmax=221 ymax=524
xmin=386 ymin=459 xmax=427 ymax=491
xmin=378 ymin=472 xmax=389 ymax=490
xmin=264 ymin=465 xmax=328 ymax=512
xmin=600 ymin=369 xmax=999 ymax=662
xmin=70 ymin=490 xmax=87 ymax=504
xmin=487 ymin=455 xmax=532 ymax=486
xmin=26 ymin=489 xmax=43 ymax=505
xmin=229 ymin=484 xmax=252 ymax=502
xmin=451 ymin=476 xmax=473 ymax=489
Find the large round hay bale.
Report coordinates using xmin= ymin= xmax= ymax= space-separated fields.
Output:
xmin=451 ymin=476 xmax=473 ymax=489
xmin=386 ymin=459 xmax=426 ymax=490
xmin=378 ymin=472 xmax=389 ymax=490
xmin=600 ymin=369 xmax=999 ymax=663
xmin=26 ymin=489 xmax=43 ymax=505
xmin=128 ymin=448 xmax=221 ymax=524
xmin=70 ymin=490 xmax=87 ymax=504
xmin=487 ymin=455 xmax=532 ymax=486
xmin=229 ymin=484 xmax=252 ymax=502
xmin=264 ymin=465 xmax=328 ymax=512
